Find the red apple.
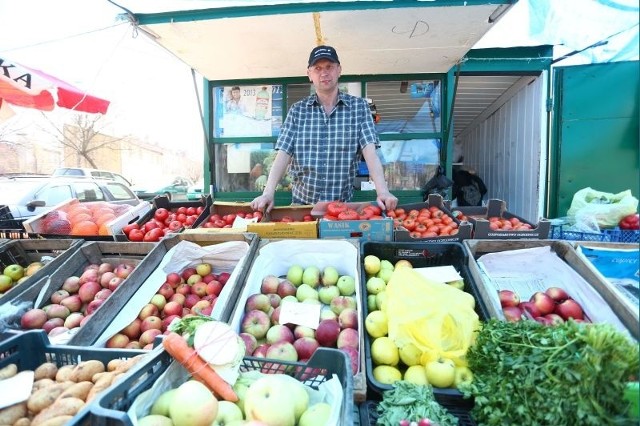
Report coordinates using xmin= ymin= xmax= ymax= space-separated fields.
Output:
xmin=245 ymin=293 xmax=271 ymax=313
xmin=166 ymin=272 xmax=182 ymax=288
xmin=85 ymin=299 xmax=104 ymax=315
xmin=498 ymin=289 xmax=520 ymax=308
xmin=184 ymin=294 xmax=201 ymax=310
xmin=78 ymin=281 xmax=102 ymax=303
xmin=79 ymin=268 xmax=99 ymax=285
xmin=340 ymin=347 xmax=360 ymax=374
xmin=61 ymin=276 xmax=81 ymax=294
xmin=108 ymin=277 xmax=124 ymax=292
xmin=169 ymin=293 xmax=186 ymax=306
xmin=162 ymin=301 xmax=183 ymax=317
xmin=545 ymin=286 xmax=570 ymax=303
xmin=530 ymin=291 xmax=555 ymax=316
xmin=261 ymin=275 xmax=280 ymax=294
xmin=253 ymin=343 xmax=270 ymax=358
xmin=293 ymin=337 xmax=320 ymax=360
xmin=502 ymin=306 xmax=523 ymax=322
xmin=106 ymin=333 xmax=130 ymax=348
xmin=315 ymin=319 xmax=341 ymax=347
xmin=217 ymin=272 xmax=231 ymax=286
xmin=336 ymin=328 xmax=359 ymax=350
xmin=202 ymin=274 xmax=217 ymax=284
xmin=555 ymin=298 xmax=584 ymax=321
xmin=50 ymin=290 xmax=70 ymax=305
xmin=161 ymin=314 xmax=181 ymax=331
xmin=276 ymin=280 xmax=297 ymax=298
xmin=121 ymin=318 xmax=142 ymax=340
xmin=191 ymin=282 xmax=208 ymax=298
xmin=206 ymin=280 xmax=223 ymax=297
xmin=157 ymin=282 xmax=175 ymax=300
xmin=175 ymin=283 xmax=191 ymax=296
xmin=239 ymin=333 xmax=258 ymax=356
xmin=139 ymin=329 xmax=162 ymax=347
xmin=138 ymin=303 xmax=160 ymax=320
xmin=545 ymin=313 xmax=565 ymax=325
xmin=99 ymin=272 xmax=117 ymax=288
xmin=98 ymin=262 xmax=114 ymax=274
xmin=518 ymin=301 xmax=541 ymax=319
xmin=114 ymin=263 xmax=135 ymax=279
xmin=181 ymin=267 xmax=197 ymax=282
xmin=141 ymin=315 xmax=162 ymax=332
xmin=42 ymin=318 xmax=65 ymax=334
xmin=95 ymin=288 xmax=113 ymax=300
xmin=59 ymin=295 xmax=83 ymax=313
xmin=338 ymin=308 xmax=358 ymax=330
xmin=266 ymin=324 xmax=295 ymax=344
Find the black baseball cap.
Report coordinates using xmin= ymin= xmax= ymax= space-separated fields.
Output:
xmin=308 ymin=45 xmax=340 ymax=67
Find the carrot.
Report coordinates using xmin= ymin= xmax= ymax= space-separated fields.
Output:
xmin=162 ymin=332 xmax=238 ymax=402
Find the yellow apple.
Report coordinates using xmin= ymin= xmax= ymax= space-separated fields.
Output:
xmin=454 ymin=366 xmax=474 ymax=388
xmin=244 ymin=376 xmax=296 ymax=426
xmin=363 ymin=255 xmax=381 ymax=276
xmin=212 ymin=401 xmax=244 ymax=426
xmin=299 ymin=402 xmax=332 ymax=426
xmin=394 ymin=259 xmax=413 ymax=269
xmin=365 ymin=310 xmax=388 ymax=338
xmin=375 ymin=291 xmax=387 ymax=312
xmin=398 ymin=342 xmax=422 ymax=366
xmin=150 ymin=389 xmax=176 ymax=416
xmin=372 ymin=365 xmax=402 ymax=385
xmin=371 ymin=336 xmax=399 ymax=366
xmin=25 ymin=261 xmax=44 ymax=277
xmin=404 ymin=365 xmax=429 ymax=385
xmin=138 ymin=415 xmax=173 ymax=426
xmin=425 ymin=358 xmax=456 ymax=388
xmin=169 ymin=380 xmax=218 ymax=426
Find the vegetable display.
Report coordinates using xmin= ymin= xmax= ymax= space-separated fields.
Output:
xmin=461 ymin=319 xmax=639 ymax=425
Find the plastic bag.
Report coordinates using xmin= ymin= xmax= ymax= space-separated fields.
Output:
xmin=567 ymin=187 xmax=639 ymax=229
xmin=384 ymin=268 xmax=480 ymax=366
xmin=422 ymin=166 xmax=453 ymax=201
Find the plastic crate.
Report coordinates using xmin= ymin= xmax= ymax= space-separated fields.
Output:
xmin=0 ymin=205 xmax=24 ymax=231
xmin=86 ymin=346 xmax=354 ymax=426
xmin=360 ymin=241 xmax=489 ymax=402
xmin=0 ymin=238 xmax=85 ymax=307
xmin=360 ymin=399 xmax=476 ymax=426
xmin=0 ymin=330 xmax=147 ymax=425
xmin=550 ymin=223 xmax=640 ymax=243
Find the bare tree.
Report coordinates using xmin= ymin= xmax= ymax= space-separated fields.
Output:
xmin=39 ymin=113 xmax=133 ymax=168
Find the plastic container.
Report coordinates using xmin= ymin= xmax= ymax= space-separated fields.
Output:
xmin=550 ymin=223 xmax=640 ymax=243
xmin=0 ymin=330 xmax=147 ymax=425
xmin=0 ymin=238 xmax=85 ymax=307
xmin=86 ymin=347 xmax=354 ymax=426
xmin=359 ymin=399 xmax=476 ymax=426
xmin=360 ymin=241 xmax=489 ymax=402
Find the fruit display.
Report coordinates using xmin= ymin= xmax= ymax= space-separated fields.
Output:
xmin=390 ymin=206 xmax=461 ymax=238
xmin=320 ymin=201 xmax=384 ymax=221
xmin=106 ymin=262 xmax=230 ymax=350
xmin=486 ymin=216 xmax=534 ymax=231
xmin=0 ymin=261 xmax=44 ymax=297
xmin=362 ymin=248 xmax=481 ymax=395
xmin=18 ymin=261 xmax=138 ymax=339
xmin=36 ymin=200 xmax=139 ymax=236
xmin=201 ymin=210 xmax=264 ymax=229
xmin=235 ymin=264 xmax=360 ymax=373
xmin=123 ymin=205 xmax=206 ymax=242
xmin=498 ymin=287 xmax=590 ymax=325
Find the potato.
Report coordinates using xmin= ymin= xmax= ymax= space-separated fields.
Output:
xmin=32 ymin=379 xmax=55 ymax=393
xmin=34 ymin=363 xmax=58 ymax=381
xmin=54 ymin=366 xmax=74 ymax=383
xmin=36 ymin=416 xmax=73 ymax=426
xmin=31 ymin=398 xmax=84 ymax=426
xmin=113 ymin=355 xmax=146 ymax=375
xmin=27 ymin=383 xmax=68 ymax=413
xmin=13 ymin=417 xmax=31 ymax=426
xmin=70 ymin=360 xmax=105 ymax=383
xmin=0 ymin=402 xmax=26 ymax=425
xmin=0 ymin=363 xmax=18 ymax=380
xmin=56 ymin=381 xmax=93 ymax=401
xmin=106 ymin=359 xmax=124 ymax=372
xmin=85 ymin=373 xmax=115 ymax=402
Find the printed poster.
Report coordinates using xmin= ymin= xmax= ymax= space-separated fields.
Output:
xmin=214 ymin=84 xmax=283 ymax=138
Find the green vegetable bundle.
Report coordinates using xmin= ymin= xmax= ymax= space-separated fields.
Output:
xmin=376 ymin=381 xmax=459 ymax=426
xmin=462 ymin=319 xmax=639 ymax=425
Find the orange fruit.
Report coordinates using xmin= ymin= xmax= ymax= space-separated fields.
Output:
xmin=70 ymin=213 xmax=92 ymax=224
xmin=98 ymin=223 xmax=111 ymax=236
xmin=71 ymin=220 xmax=99 ymax=236
xmin=96 ymin=213 xmax=116 ymax=226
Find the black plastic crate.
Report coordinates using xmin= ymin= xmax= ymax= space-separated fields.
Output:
xmin=0 ymin=205 xmax=24 ymax=231
xmin=0 ymin=238 xmax=85 ymax=307
xmin=360 ymin=399 xmax=476 ymax=426
xmin=0 ymin=330 xmax=147 ymax=425
xmin=86 ymin=346 xmax=354 ymax=426
xmin=360 ymin=241 xmax=489 ymax=402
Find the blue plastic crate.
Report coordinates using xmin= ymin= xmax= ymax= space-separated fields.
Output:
xmin=550 ymin=224 xmax=640 ymax=243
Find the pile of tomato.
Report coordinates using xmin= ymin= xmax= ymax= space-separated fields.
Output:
xmin=201 ymin=210 xmax=264 ymax=228
xmin=388 ymin=206 xmax=460 ymax=238
xmin=322 ymin=201 xmax=385 ymax=221
xmin=487 ymin=216 xmax=534 ymax=231
xmin=123 ymin=206 xmax=205 ymax=242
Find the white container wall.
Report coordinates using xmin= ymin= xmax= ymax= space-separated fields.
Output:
xmin=455 ymin=72 xmax=548 ymax=222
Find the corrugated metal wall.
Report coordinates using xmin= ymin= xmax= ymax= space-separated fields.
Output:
xmin=455 ymin=74 xmax=546 ymax=222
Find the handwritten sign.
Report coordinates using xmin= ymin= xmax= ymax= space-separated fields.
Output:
xmin=0 ymin=370 xmax=34 ymax=409
xmin=279 ymin=300 xmax=321 ymax=329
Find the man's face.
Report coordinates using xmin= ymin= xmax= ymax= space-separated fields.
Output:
xmin=231 ymin=89 xmax=241 ymax=100
xmin=307 ymin=59 xmax=341 ymax=93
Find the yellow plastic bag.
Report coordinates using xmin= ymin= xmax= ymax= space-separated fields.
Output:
xmin=384 ymin=268 xmax=480 ymax=366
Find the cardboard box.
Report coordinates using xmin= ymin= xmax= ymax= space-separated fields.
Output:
xmin=227 ymin=238 xmax=368 ymax=402
xmin=312 ymin=201 xmax=393 ymax=243
xmin=248 ymin=205 xmax=318 ymax=239
xmin=460 ymin=199 xmax=551 ymax=239
xmin=393 ymin=194 xmax=473 ymax=242
xmin=193 ymin=201 xmax=259 ymax=231
xmin=22 ymin=199 xmax=151 ymax=240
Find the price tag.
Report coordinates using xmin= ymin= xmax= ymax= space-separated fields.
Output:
xmin=232 ymin=215 xmax=259 ymax=229
xmin=0 ymin=370 xmax=34 ymax=409
xmin=414 ymin=265 xmax=462 ymax=283
xmin=279 ymin=300 xmax=321 ymax=329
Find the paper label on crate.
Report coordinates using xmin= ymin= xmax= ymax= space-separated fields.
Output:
xmin=414 ymin=265 xmax=463 ymax=283
xmin=232 ymin=216 xmax=259 ymax=228
xmin=279 ymin=300 xmax=321 ymax=329
xmin=0 ymin=370 xmax=34 ymax=409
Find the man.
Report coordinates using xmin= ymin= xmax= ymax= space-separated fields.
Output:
xmin=251 ymin=45 xmax=397 ymax=213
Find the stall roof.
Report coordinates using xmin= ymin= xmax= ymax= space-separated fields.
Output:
xmin=119 ymin=0 xmax=516 ymax=81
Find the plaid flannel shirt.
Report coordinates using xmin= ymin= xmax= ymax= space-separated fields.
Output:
xmin=276 ymin=92 xmax=378 ymax=204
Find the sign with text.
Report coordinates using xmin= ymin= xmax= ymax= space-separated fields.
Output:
xmin=214 ymin=84 xmax=283 ymax=138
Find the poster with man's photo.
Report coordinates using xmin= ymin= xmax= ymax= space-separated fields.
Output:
xmin=214 ymin=84 xmax=283 ymax=138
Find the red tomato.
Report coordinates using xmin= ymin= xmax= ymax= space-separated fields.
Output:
xmin=128 ymin=229 xmax=144 ymax=241
xmin=409 ymin=231 xmax=423 ymax=239
xmin=209 ymin=214 xmax=222 ymax=223
xmin=177 ymin=207 xmax=188 ymax=215
xmin=168 ymin=220 xmax=183 ymax=231
xmin=323 ymin=214 xmax=338 ymax=221
xmin=253 ymin=211 xmax=263 ymax=221
xmin=415 ymin=224 xmax=427 ymax=233
xmin=144 ymin=221 xmax=160 ymax=233
xmin=186 ymin=207 xmax=197 ymax=216
xmin=362 ymin=205 xmax=382 ymax=216
xmin=327 ymin=201 xmax=347 ymax=217
xmin=176 ymin=213 xmax=187 ymax=223
xmin=338 ymin=209 xmax=359 ymax=221
xmin=196 ymin=206 xmax=205 ymax=214
xmin=223 ymin=214 xmax=236 ymax=225
xmin=280 ymin=216 xmax=294 ymax=222
xmin=122 ymin=223 xmax=139 ymax=236
xmin=421 ymin=231 xmax=438 ymax=238
xmin=303 ymin=214 xmax=314 ymax=222
xmin=402 ymin=218 xmax=416 ymax=231
xmin=154 ymin=208 xmax=170 ymax=222
xmin=236 ymin=212 xmax=246 ymax=218
xmin=620 ymin=213 xmax=640 ymax=230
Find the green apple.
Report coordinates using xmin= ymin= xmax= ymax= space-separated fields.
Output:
xmin=365 ymin=310 xmax=388 ymax=338
xmin=404 ymin=365 xmax=429 ymax=385
xmin=321 ymin=266 xmax=339 ymax=286
xmin=299 ymin=402 xmax=332 ymax=426
xmin=454 ymin=366 xmax=474 ymax=389
xmin=336 ymin=275 xmax=356 ymax=296
xmin=363 ymin=255 xmax=381 ymax=276
xmin=150 ymin=389 xmax=176 ymax=416
xmin=367 ymin=294 xmax=378 ymax=312
xmin=287 ymin=379 xmax=310 ymax=422
xmin=3 ymin=264 xmax=24 ymax=282
xmin=296 ymin=284 xmax=319 ymax=302
xmin=0 ymin=275 xmax=13 ymax=292
xmin=244 ymin=375 xmax=296 ymax=425
xmin=371 ymin=336 xmax=399 ymax=366
xmin=286 ymin=265 xmax=304 ymax=286
xmin=425 ymin=358 xmax=456 ymax=388
xmin=372 ymin=365 xmax=402 ymax=385
xmin=169 ymin=380 xmax=218 ymax=426
xmin=232 ymin=379 xmax=250 ymax=413
xmin=138 ymin=415 xmax=173 ymax=426
xmin=376 ymin=268 xmax=394 ymax=284
xmin=302 ymin=266 xmax=320 ymax=288
xmin=318 ymin=285 xmax=340 ymax=304
xmin=380 ymin=260 xmax=394 ymax=271
xmin=375 ymin=291 xmax=387 ymax=312
xmin=212 ymin=401 xmax=243 ymax=426
xmin=366 ymin=276 xmax=386 ymax=295
xmin=448 ymin=279 xmax=465 ymax=291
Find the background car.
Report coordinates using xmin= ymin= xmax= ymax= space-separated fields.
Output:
xmin=52 ymin=167 xmax=133 ymax=187
xmin=133 ymin=177 xmax=194 ymax=201
xmin=0 ymin=176 xmax=141 ymax=229
xmin=186 ymin=179 xmax=205 ymax=201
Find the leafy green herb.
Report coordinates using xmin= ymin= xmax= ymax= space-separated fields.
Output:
xmin=461 ymin=319 xmax=639 ymax=425
xmin=168 ymin=314 xmax=214 ymax=347
xmin=376 ymin=381 xmax=459 ymax=426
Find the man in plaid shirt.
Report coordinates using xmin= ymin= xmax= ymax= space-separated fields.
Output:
xmin=251 ymin=45 xmax=397 ymax=213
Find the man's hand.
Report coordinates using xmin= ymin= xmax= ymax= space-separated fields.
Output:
xmin=376 ymin=190 xmax=398 ymax=212
xmin=251 ymin=193 xmax=275 ymax=213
